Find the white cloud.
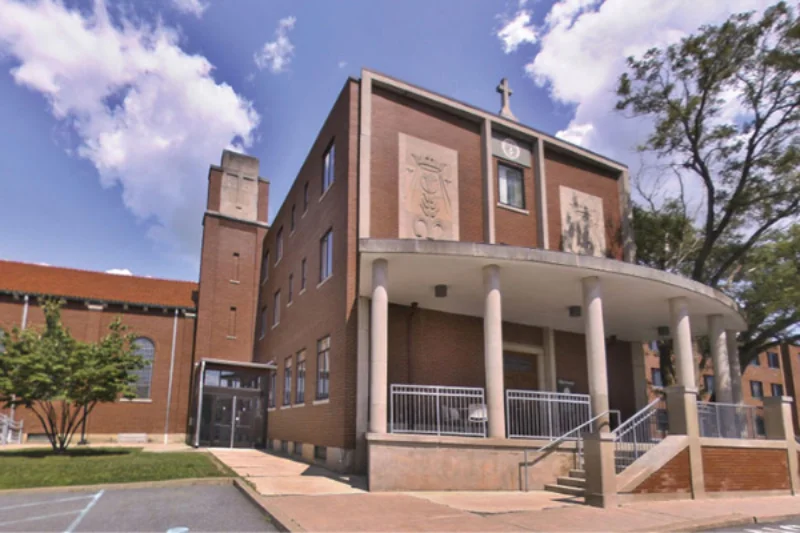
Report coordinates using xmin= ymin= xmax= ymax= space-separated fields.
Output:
xmin=497 ymin=10 xmax=537 ymax=53
xmin=511 ymin=0 xmax=772 ymax=203
xmin=254 ymin=16 xmax=296 ymax=73
xmin=171 ymin=0 xmax=208 ymax=18
xmin=0 ymin=0 xmax=259 ymax=266
xmin=106 ymin=268 xmax=133 ymax=276
xmin=338 ymin=60 xmax=347 ymax=69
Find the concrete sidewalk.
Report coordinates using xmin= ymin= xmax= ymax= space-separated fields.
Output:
xmin=256 ymin=492 xmax=800 ymax=532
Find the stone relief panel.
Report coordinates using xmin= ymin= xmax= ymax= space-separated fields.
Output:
xmin=559 ymin=186 xmax=607 ymax=257
xmin=221 ymin=173 xmax=258 ymax=221
xmin=398 ymin=133 xmax=459 ymax=241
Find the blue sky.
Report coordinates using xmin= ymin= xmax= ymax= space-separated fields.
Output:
xmin=0 ymin=0 xmax=764 ymax=281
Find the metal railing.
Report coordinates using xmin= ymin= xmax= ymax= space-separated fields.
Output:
xmin=506 ymin=390 xmax=592 ymax=439
xmin=697 ymin=401 xmax=765 ymax=439
xmin=612 ymin=397 xmax=668 ymax=473
xmin=522 ymin=409 xmax=620 ymax=491
xmin=390 ymin=384 xmax=487 ymax=437
xmin=0 ymin=414 xmax=23 ymax=445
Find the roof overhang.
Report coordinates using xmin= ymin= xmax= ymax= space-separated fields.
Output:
xmin=359 ymin=239 xmax=747 ymax=343
xmin=199 ymin=358 xmax=276 ymax=371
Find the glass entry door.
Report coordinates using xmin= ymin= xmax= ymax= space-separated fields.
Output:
xmin=199 ymin=392 xmax=264 ymax=448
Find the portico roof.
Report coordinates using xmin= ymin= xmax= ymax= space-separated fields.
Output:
xmin=358 ymin=239 xmax=747 ymax=342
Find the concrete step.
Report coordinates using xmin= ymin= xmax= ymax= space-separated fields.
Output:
xmin=556 ymin=476 xmax=586 ymax=488
xmin=569 ymin=469 xmax=585 ymax=479
xmin=544 ymin=483 xmax=585 ymax=497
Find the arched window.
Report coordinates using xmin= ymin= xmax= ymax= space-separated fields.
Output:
xmin=132 ymin=338 xmax=155 ymax=399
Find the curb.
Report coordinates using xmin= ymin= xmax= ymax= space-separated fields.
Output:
xmin=233 ymin=478 xmax=306 ymax=533
xmin=0 ymin=476 xmax=235 ymax=496
xmin=668 ymin=512 xmax=800 ymax=532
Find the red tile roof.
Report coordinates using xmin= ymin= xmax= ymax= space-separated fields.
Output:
xmin=0 ymin=260 xmax=197 ymax=309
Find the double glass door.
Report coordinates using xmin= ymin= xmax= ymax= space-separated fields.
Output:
xmin=201 ymin=393 xmax=262 ymax=448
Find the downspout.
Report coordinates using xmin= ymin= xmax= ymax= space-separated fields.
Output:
xmin=10 ymin=295 xmax=29 ymax=421
xmin=193 ymin=360 xmax=206 ymax=447
xmin=163 ymin=308 xmax=179 ymax=445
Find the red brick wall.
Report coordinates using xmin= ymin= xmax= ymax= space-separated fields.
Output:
xmin=632 ymin=448 xmax=691 ymax=494
xmin=544 ymin=148 xmax=623 ymax=259
xmin=369 ymin=87 xmax=484 ymax=243
xmin=254 ymin=80 xmax=359 ymax=450
xmin=702 ymin=447 xmax=790 ymax=491
xmin=782 ymin=344 xmax=800 ymax=434
xmin=0 ymin=296 xmax=195 ymax=437
xmin=493 ymin=156 xmax=539 ymax=248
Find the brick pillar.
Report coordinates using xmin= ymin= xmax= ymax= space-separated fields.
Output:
xmin=583 ymin=432 xmax=617 ymax=508
xmin=763 ymin=396 xmax=800 ymax=495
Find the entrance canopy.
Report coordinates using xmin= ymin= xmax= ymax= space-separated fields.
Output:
xmin=359 ymin=239 xmax=746 ymax=342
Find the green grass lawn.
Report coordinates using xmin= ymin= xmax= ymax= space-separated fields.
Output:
xmin=0 ymin=447 xmax=234 ymax=489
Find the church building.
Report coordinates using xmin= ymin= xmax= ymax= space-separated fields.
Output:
xmin=2 ymin=69 xmax=798 ymax=505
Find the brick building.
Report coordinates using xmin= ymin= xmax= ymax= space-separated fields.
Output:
xmin=2 ymin=69 xmax=798 ymax=503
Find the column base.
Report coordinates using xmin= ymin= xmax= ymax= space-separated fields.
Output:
xmin=583 ymin=431 xmax=617 ymax=508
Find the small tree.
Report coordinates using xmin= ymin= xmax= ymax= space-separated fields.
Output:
xmin=0 ymin=299 xmax=144 ymax=453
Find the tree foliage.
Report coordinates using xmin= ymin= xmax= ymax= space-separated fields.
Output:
xmin=617 ymin=2 xmax=800 ymax=368
xmin=0 ymin=300 xmax=144 ymax=452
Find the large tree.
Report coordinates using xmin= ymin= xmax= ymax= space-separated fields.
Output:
xmin=617 ymin=2 xmax=800 ymax=373
xmin=0 ymin=300 xmax=144 ymax=452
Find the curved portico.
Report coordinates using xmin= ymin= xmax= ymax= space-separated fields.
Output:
xmin=359 ymin=238 xmax=747 ymax=441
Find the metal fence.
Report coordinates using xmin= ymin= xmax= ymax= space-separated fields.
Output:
xmin=506 ymin=390 xmax=592 ymax=439
xmin=0 ymin=414 xmax=23 ymax=445
xmin=697 ymin=401 xmax=765 ymax=439
xmin=613 ymin=397 xmax=668 ymax=473
xmin=390 ymin=384 xmax=487 ymax=437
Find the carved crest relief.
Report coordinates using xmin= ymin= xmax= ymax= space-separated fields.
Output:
xmin=559 ymin=186 xmax=607 ymax=257
xmin=398 ymin=133 xmax=459 ymax=240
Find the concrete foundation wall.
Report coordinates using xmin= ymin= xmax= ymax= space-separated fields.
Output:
xmin=367 ymin=433 xmax=575 ymax=491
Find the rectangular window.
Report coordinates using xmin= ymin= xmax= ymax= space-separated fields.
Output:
xmin=750 ymin=380 xmax=763 ymax=399
xmin=314 ymin=445 xmax=327 ymax=461
xmin=261 ymin=250 xmax=269 ymax=284
xmin=273 ymin=291 xmax=280 ymax=326
xmin=320 ymin=229 xmax=333 ymax=282
xmin=317 ymin=336 xmax=330 ymax=400
xmin=703 ymin=375 xmax=714 ymax=394
xmin=751 ymin=355 xmax=761 ymax=367
xmin=288 ymin=274 xmax=294 ymax=303
xmin=651 ymin=368 xmax=663 ymax=388
xmin=303 ymin=182 xmax=309 ymax=213
xmin=268 ymin=372 xmax=276 ymax=408
xmin=259 ymin=306 xmax=267 ymax=339
xmin=498 ymin=163 xmax=525 ymax=209
xmin=293 ymin=442 xmax=302 ymax=455
xmin=756 ymin=415 xmax=766 ymax=437
xmin=322 ymin=142 xmax=335 ymax=194
xmin=280 ymin=440 xmax=289 ymax=454
xmin=771 ymin=383 xmax=784 ymax=397
xmin=767 ymin=351 xmax=780 ymax=369
xmin=290 ymin=204 xmax=296 ymax=232
xmin=232 ymin=252 xmax=240 ymax=282
xmin=283 ymin=357 xmax=292 ymax=406
xmin=301 ymin=258 xmax=307 ymax=290
xmin=228 ymin=307 xmax=237 ymax=338
xmin=276 ymin=226 xmax=283 ymax=264
xmin=296 ymin=350 xmax=306 ymax=403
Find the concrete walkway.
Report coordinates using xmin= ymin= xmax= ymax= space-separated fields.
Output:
xmin=209 ymin=450 xmax=800 ymax=531
xmin=209 ymin=448 xmax=366 ymax=496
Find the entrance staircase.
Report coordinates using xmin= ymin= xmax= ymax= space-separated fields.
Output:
xmin=544 ymin=468 xmax=586 ymax=497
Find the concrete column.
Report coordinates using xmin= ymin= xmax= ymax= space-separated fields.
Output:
xmin=708 ymin=316 xmax=733 ymax=404
xmin=726 ymin=330 xmax=743 ymax=404
xmin=543 ymin=328 xmax=557 ymax=391
xmin=583 ymin=432 xmax=617 ymax=508
xmin=665 ymin=385 xmax=705 ymax=499
xmin=355 ymin=296 xmax=370 ymax=472
xmin=483 ymin=265 xmax=505 ymax=438
xmin=670 ymin=297 xmax=696 ymax=389
xmin=763 ymin=396 xmax=800 ymax=495
xmin=582 ymin=277 xmax=610 ymax=429
xmin=369 ymin=259 xmax=389 ymax=434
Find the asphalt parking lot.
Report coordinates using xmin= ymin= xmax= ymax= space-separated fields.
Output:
xmin=705 ymin=516 xmax=800 ymax=532
xmin=0 ymin=484 xmax=276 ymax=532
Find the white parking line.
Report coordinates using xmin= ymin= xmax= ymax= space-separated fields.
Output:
xmin=63 ymin=489 xmax=104 ymax=533
xmin=0 ymin=494 xmax=94 ymax=512
xmin=0 ymin=510 xmax=83 ymax=527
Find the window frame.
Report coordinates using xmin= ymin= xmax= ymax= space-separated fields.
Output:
xmin=322 ymin=141 xmax=336 ymax=195
xmin=290 ymin=204 xmax=296 ymax=233
xmin=703 ymin=374 xmax=714 ymax=394
xmin=301 ymin=258 xmax=307 ymax=291
xmin=132 ymin=337 xmax=155 ymax=399
xmin=288 ymin=273 xmax=294 ymax=303
xmin=750 ymin=380 xmax=764 ymax=399
xmin=296 ymin=350 xmax=306 ymax=404
xmin=275 ymin=226 xmax=284 ymax=265
xmin=320 ymin=229 xmax=333 ymax=283
xmin=303 ymin=182 xmax=309 ymax=213
xmin=316 ymin=336 xmax=330 ymax=400
xmin=259 ymin=305 xmax=268 ymax=340
xmin=497 ymin=162 xmax=526 ymax=210
xmin=267 ymin=371 xmax=276 ymax=408
xmin=283 ymin=357 xmax=292 ymax=406
xmin=261 ymin=250 xmax=270 ymax=284
xmin=650 ymin=368 xmax=663 ymax=388
xmin=771 ymin=383 xmax=784 ymax=397
xmin=273 ymin=290 xmax=281 ymax=327
xmin=767 ymin=351 xmax=780 ymax=369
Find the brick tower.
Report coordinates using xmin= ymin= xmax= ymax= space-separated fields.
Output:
xmin=194 ymin=150 xmax=269 ymax=363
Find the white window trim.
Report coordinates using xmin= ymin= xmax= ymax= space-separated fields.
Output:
xmin=496 ymin=202 xmax=530 ymax=216
xmin=312 ymin=398 xmax=330 ymax=406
